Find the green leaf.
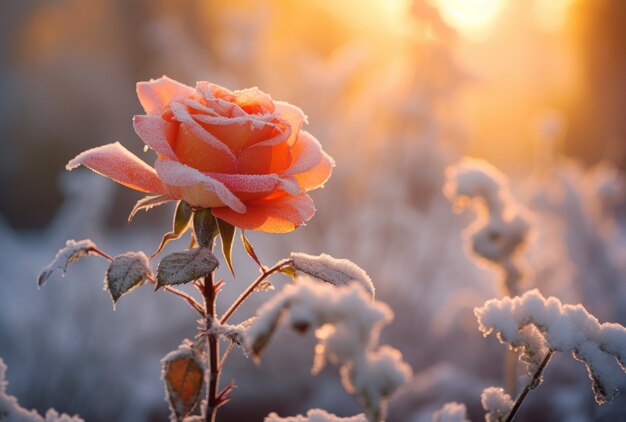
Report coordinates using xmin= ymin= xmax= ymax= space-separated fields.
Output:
xmin=162 ymin=345 xmax=204 ymax=421
xmin=105 ymin=252 xmax=151 ymax=306
xmin=193 ymin=209 xmax=218 ymax=249
xmin=217 ymin=218 xmax=236 ymax=276
xmin=152 ymin=201 xmax=193 ymax=257
xmin=241 ymin=230 xmax=263 ymax=269
xmin=156 ymin=247 xmax=219 ymax=288
xmin=128 ymin=194 xmax=173 ymax=223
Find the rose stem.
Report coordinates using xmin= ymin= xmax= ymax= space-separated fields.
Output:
xmin=204 ymin=268 xmax=220 ymax=422
xmin=219 ymin=259 xmax=292 ymax=325
xmin=505 ymin=350 xmax=554 ymax=422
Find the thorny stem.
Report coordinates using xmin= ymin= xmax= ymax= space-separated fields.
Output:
xmin=220 ymin=259 xmax=292 ymax=324
xmin=505 ymin=350 xmax=554 ymax=422
xmin=203 ymin=269 xmax=220 ymax=422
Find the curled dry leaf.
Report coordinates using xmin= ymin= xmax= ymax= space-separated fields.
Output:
xmin=105 ymin=251 xmax=152 ymax=305
xmin=157 ymin=247 xmax=219 ymax=288
xmin=162 ymin=345 xmax=204 ymax=421
xmin=38 ymin=239 xmax=101 ymax=287
xmin=152 ymin=201 xmax=193 ymax=257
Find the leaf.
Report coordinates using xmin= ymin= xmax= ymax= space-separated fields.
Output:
xmin=290 ymin=252 xmax=375 ymax=298
xmin=157 ymin=247 xmax=219 ymax=288
xmin=152 ymin=201 xmax=193 ymax=257
xmin=38 ymin=239 xmax=103 ymax=287
xmin=217 ymin=218 xmax=236 ymax=276
xmin=162 ymin=345 xmax=204 ymax=421
xmin=128 ymin=194 xmax=173 ymax=223
xmin=241 ymin=230 xmax=263 ymax=269
xmin=193 ymin=208 xmax=218 ymax=248
xmin=105 ymin=252 xmax=151 ymax=306
xmin=247 ymin=305 xmax=288 ymax=362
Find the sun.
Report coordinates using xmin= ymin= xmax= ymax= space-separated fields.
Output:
xmin=434 ymin=0 xmax=506 ymax=40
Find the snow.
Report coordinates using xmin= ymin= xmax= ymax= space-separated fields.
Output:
xmin=0 ymin=358 xmax=83 ymax=422
xmin=290 ymin=253 xmax=375 ymax=298
xmin=265 ymin=409 xmax=367 ymax=422
xmin=480 ymin=387 xmax=513 ymax=422
xmin=431 ymin=402 xmax=469 ymax=422
xmin=475 ymin=289 xmax=626 ymax=403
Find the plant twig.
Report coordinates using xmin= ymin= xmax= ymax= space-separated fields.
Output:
xmin=146 ymin=274 xmax=205 ymax=316
xmin=204 ymin=271 xmax=220 ymax=422
xmin=505 ymin=350 xmax=554 ymax=422
xmin=219 ymin=259 xmax=292 ymax=324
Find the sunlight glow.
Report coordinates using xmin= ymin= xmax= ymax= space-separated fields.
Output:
xmin=435 ymin=0 xmax=505 ymax=41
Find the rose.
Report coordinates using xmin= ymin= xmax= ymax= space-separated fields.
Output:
xmin=67 ymin=76 xmax=334 ymax=233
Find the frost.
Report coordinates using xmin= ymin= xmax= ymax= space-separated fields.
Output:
xmin=105 ymin=251 xmax=151 ymax=305
xmin=444 ymin=158 xmax=531 ymax=295
xmin=0 ymin=358 xmax=83 ymax=421
xmin=431 ymin=402 xmax=469 ymax=422
xmin=156 ymin=247 xmax=219 ymax=287
xmin=480 ymin=387 xmax=513 ymax=422
xmin=203 ymin=318 xmax=248 ymax=354
xmin=37 ymin=239 xmax=100 ymax=287
xmin=246 ymin=278 xmax=410 ymax=421
xmin=290 ymin=253 xmax=375 ymax=298
xmin=475 ymin=289 xmax=626 ymax=403
xmin=265 ymin=409 xmax=367 ymax=422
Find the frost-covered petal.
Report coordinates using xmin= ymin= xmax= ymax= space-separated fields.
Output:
xmin=169 ymin=102 xmax=237 ymax=173
xmin=132 ymin=115 xmax=177 ymax=160
xmin=285 ymin=131 xmax=335 ymax=191
xmin=274 ymin=101 xmax=307 ymax=146
xmin=154 ymin=159 xmax=245 ymax=212
xmin=208 ymin=173 xmax=300 ymax=202
xmin=212 ymin=192 xmax=314 ymax=233
xmin=137 ymin=76 xmax=195 ymax=115
xmin=193 ymin=114 xmax=281 ymax=154
xmin=66 ymin=142 xmax=165 ymax=194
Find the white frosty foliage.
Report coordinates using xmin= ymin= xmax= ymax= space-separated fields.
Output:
xmin=444 ymin=158 xmax=531 ymax=295
xmin=205 ymin=318 xmax=248 ymax=354
xmin=265 ymin=409 xmax=367 ymax=422
xmin=480 ymin=387 xmax=513 ymax=422
xmin=290 ymin=253 xmax=375 ymax=297
xmin=105 ymin=251 xmax=151 ymax=305
xmin=431 ymin=402 xmax=469 ymax=422
xmin=475 ymin=289 xmax=626 ymax=403
xmin=246 ymin=278 xmax=410 ymax=421
xmin=37 ymin=239 xmax=98 ymax=287
xmin=0 ymin=358 xmax=83 ymax=421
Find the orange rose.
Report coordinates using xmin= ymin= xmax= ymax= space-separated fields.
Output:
xmin=67 ymin=76 xmax=334 ymax=233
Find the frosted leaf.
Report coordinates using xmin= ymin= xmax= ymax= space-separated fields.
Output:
xmin=105 ymin=252 xmax=151 ymax=305
xmin=0 ymin=358 xmax=84 ymax=421
xmin=157 ymin=247 xmax=218 ymax=288
xmin=128 ymin=194 xmax=173 ymax=223
xmin=431 ymin=402 xmax=470 ymax=422
xmin=290 ymin=253 xmax=375 ymax=298
xmin=481 ymin=387 xmax=513 ymax=422
xmin=38 ymin=239 xmax=100 ymax=287
xmin=475 ymin=289 xmax=626 ymax=403
xmin=264 ymin=409 xmax=367 ymax=422
xmin=162 ymin=345 xmax=204 ymax=421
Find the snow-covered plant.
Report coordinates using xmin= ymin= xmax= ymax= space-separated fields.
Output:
xmin=247 ymin=277 xmax=411 ymax=422
xmin=0 ymin=358 xmax=83 ymax=422
xmin=471 ymin=289 xmax=626 ymax=420
xmin=444 ymin=158 xmax=531 ymax=296
xmin=431 ymin=402 xmax=469 ymax=422
xmin=36 ymin=76 xmax=411 ymax=421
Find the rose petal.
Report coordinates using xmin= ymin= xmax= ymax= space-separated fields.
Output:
xmin=274 ymin=101 xmax=307 ymax=146
xmin=137 ymin=76 xmax=195 ymax=115
xmin=208 ymin=173 xmax=300 ymax=202
xmin=133 ymin=115 xmax=178 ymax=160
xmin=170 ymin=102 xmax=238 ymax=173
xmin=196 ymin=82 xmax=247 ymax=118
xmin=193 ymin=114 xmax=280 ymax=154
xmin=285 ymin=131 xmax=335 ymax=191
xmin=212 ymin=192 xmax=315 ymax=233
xmin=229 ymin=87 xmax=275 ymax=115
xmin=237 ymin=142 xmax=292 ymax=175
xmin=66 ymin=142 xmax=165 ymax=194
xmin=154 ymin=159 xmax=245 ymax=212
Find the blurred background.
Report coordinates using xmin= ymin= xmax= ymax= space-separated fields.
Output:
xmin=0 ymin=0 xmax=624 ymax=421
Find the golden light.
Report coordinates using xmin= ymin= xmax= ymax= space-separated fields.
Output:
xmin=435 ymin=0 xmax=506 ymax=41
